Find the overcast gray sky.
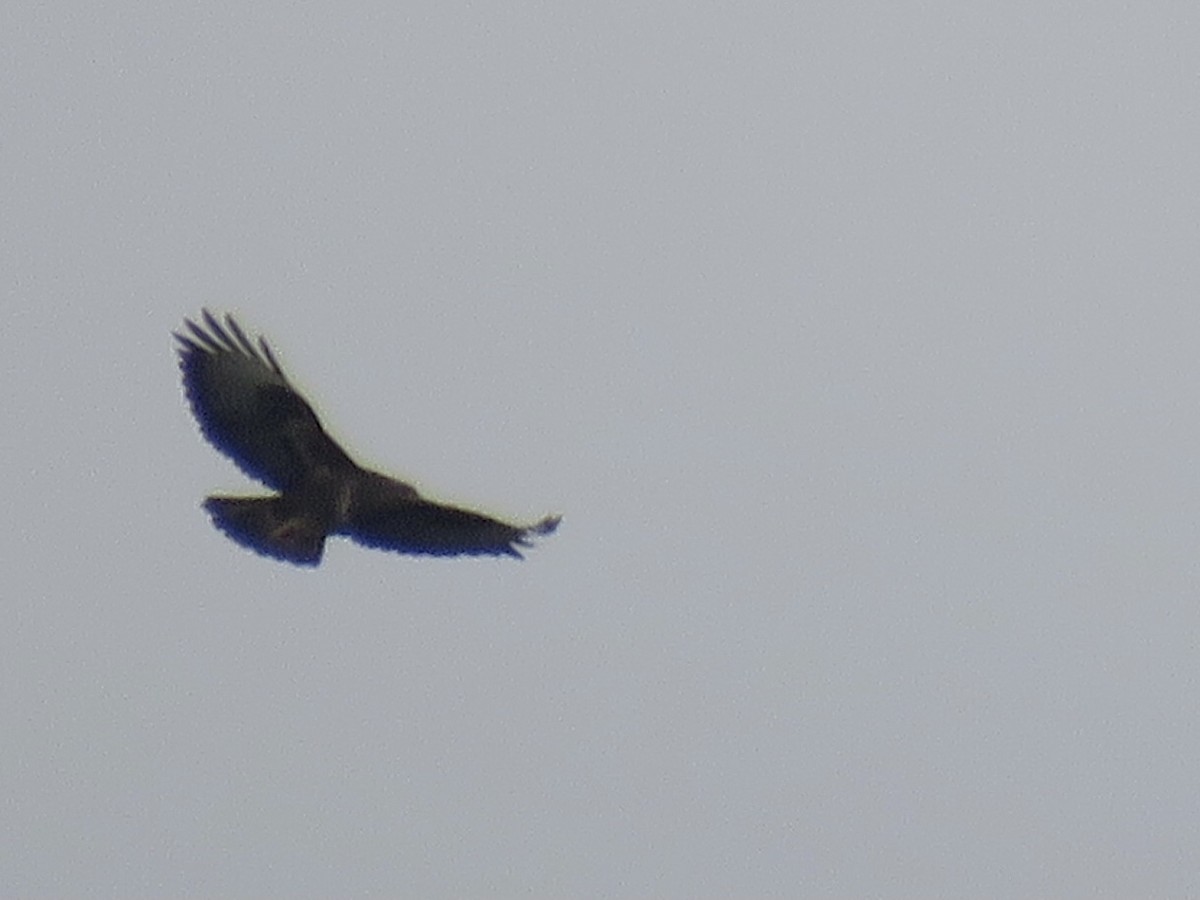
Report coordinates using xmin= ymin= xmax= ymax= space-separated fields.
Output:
xmin=4 ymin=2 xmax=1200 ymax=896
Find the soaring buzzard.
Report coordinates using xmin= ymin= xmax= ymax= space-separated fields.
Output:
xmin=175 ymin=311 xmax=560 ymax=566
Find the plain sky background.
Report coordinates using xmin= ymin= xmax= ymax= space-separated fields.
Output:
xmin=3 ymin=2 xmax=1199 ymax=896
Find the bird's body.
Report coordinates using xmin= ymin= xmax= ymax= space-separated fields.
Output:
xmin=175 ymin=310 xmax=559 ymax=565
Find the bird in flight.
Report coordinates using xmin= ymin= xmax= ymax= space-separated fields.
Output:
xmin=174 ymin=310 xmax=560 ymax=566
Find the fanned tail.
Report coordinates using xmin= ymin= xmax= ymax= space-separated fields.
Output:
xmin=203 ymin=496 xmax=326 ymax=566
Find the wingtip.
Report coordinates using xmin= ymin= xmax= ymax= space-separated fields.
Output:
xmin=507 ymin=514 xmax=561 ymax=558
xmin=532 ymin=514 xmax=561 ymax=535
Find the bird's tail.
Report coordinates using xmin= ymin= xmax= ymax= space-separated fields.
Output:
xmin=203 ymin=496 xmax=326 ymax=566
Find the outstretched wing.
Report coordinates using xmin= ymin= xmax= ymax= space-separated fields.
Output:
xmin=174 ymin=310 xmax=356 ymax=490
xmin=344 ymin=473 xmax=561 ymax=558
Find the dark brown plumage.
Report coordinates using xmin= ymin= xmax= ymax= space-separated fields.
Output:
xmin=175 ymin=310 xmax=560 ymax=566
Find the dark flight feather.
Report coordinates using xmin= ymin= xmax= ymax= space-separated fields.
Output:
xmin=175 ymin=311 xmax=560 ymax=565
